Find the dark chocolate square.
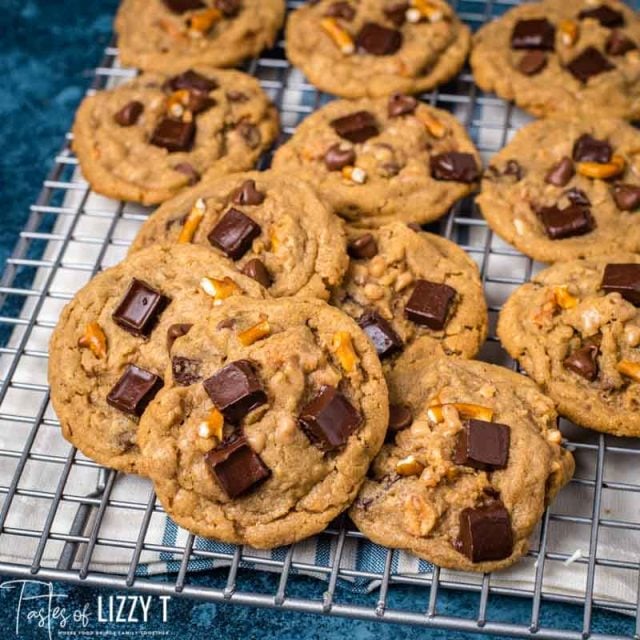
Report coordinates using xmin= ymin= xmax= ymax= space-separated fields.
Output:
xmin=430 ymin=152 xmax=479 ymax=183
xmin=168 ymin=69 xmax=218 ymax=93
xmin=454 ymin=419 xmax=510 ymax=470
xmin=330 ymin=111 xmax=379 ymax=143
xmin=207 ymin=208 xmax=261 ymax=260
xmin=112 ymin=278 xmax=170 ymax=338
xmin=510 ymin=18 xmax=556 ymax=50
xmin=107 ymin=364 xmax=163 ymax=417
xmin=358 ymin=309 xmax=403 ymax=359
xmin=405 ymin=280 xmax=456 ymax=330
xmin=355 ymin=22 xmax=403 ymax=56
xmin=601 ymin=263 xmax=640 ymax=305
xmin=458 ymin=503 xmax=514 ymax=563
xmin=566 ymin=47 xmax=615 ymax=83
xmin=538 ymin=204 xmax=595 ymax=240
xmin=579 ymin=5 xmax=625 ymax=27
xmin=150 ymin=118 xmax=196 ymax=153
xmin=572 ymin=134 xmax=612 ymax=163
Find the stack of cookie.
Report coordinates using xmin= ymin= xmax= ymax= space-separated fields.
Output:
xmin=52 ymin=0 xmax=640 ymax=574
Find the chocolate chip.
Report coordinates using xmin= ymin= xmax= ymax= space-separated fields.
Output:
xmin=430 ymin=152 xmax=479 ymax=183
xmin=208 ymin=208 xmax=261 ymax=260
xmin=538 ymin=204 xmax=595 ymax=239
xmin=388 ymin=404 xmax=412 ymax=432
xmin=454 ymin=419 xmax=510 ymax=471
xmin=107 ymin=364 xmax=163 ymax=417
xmin=330 ymin=111 xmax=379 ymax=143
xmin=348 ymin=233 xmax=378 ymax=259
xmin=601 ymin=263 xmax=640 ymax=305
xmin=114 ymin=101 xmax=144 ymax=127
xmin=203 ymin=360 xmax=267 ymax=423
xmin=167 ymin=323 xmax=193 ymax=351
xmin=405 ymin=280 xmax=456 ymax=330
xmin=355 ymin=22 xmax=403 ymax=56
xmin=384 ymin=2 xmax=409 ymax=27
xmin=241 ymin=258 xmax=272 ymax=288
xmin=564 ymin=187 xmax=591 ymax=206
xmin=150 ymin=118 xmax=195 ymax=153
xmin=502 ymin=159 xmax=523 ymax=180
xmin=564 ymin=343 xmax=599 ymax=381
xmin=163 ymin=0 xmax=205 ymax=13
xmin=112 ymin=278 xmax=170 ymax=338
xmin=205 ymin=434 xmax=270 ymax=498
xmin=517 ymin=50 xmax=547 ymax=75
xmin=612 ymin=183 xmax=640 ymax=210
xmin=358 ymin=309 xmax=403 ymax=359
xmin=168 ymin=70 xmax=218 ymax=93
xmin=186 ymin=90 xmax=216 ymax=114
xmin=172 ymin=356 xmax=202 ymax=386
xmin=545 ymin=156 xmax=575 ymax=186
xmin=232 ymin=179 xmax=265 ymax=205
xmin=226 ymin=90 xmax=249 ymax=102
xmin=606 ymin=30 xmax=637 ymax=56
xmin=173 ymin=163 xmax=200 ymax=185
xmin=578 ymin=5 xmax=624 ymax=27
xmin=458 ymin=503 xmax=513 ymax=563
xmin=215 ymin=0 xmax=241 ymax=16
xmin=388 ymin=93 xmax=418 ymax=117
xmin=298 ymin=385 xmax=362 ymax=451
xmin=381 ymin=162 xmax=401 ymax=177
xmin=324 ymin=143 xmax=356 ymax=170
xmin=511 ymin=19 xmax=556 ymax=50
xmin=572 ymin=134 xmax=612 ymax=163
xmin=567 ymin=47 xmax=614 ymax=83
xmin=324 ymin=1 xmax=355 ymax=20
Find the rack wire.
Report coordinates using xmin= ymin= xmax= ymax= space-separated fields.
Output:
xmin=1 ymin=1 xmax=640 ymax=638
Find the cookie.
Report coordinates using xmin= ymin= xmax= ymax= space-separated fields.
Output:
xmin=72 ymin=67 xmax=279 ymax=205
xmin=138 ymin=297 xmax=388 ymax=548
xmin=470 ymin=0 xmax=640 ymax=119
xmin=332 ymin=222 xmax=487 ymax=364
xmin=129 ymin=170 xmax=349 ymax=300
xmin=349 ymin=354 xmax=574 ymax=572
xmin=498 ymin=256 xmax=640 ymax=438
xmin=272 ymin=96 xmax=481 ymax=228
xmin=285 ymin=0 xmax=471 ymax=98
xmin=115 ymin=0 xmax=285 ymax=73
xmin=477 ymin=117 xmax=640 ymax=262
xmin=48 ymin=245 xmax=266 ymax=474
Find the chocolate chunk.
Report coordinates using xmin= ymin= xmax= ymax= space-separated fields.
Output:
xmin=167 ymin=323 xmax=193 ymax=351
xmin=203 ymin=359 xmax=267 ymax=423
xmin=355 ymin=22 xmax=403 ymax=56
xmin=517 ymin=50 xmax=547 ymax=75
xmin=215 ymin=0 xmax=241 ymax=16
xmin=502 ymin=159 xmax=523 ymax=180
xmin=511 ymin=19 xmax=556 ymax=50
xmin=186 ymin=90 xmax=215 ymax=114
xmin=325 ymin=1 xmax=355 ymax=20
xmin=430 ymin=152 xmax=479 ymax=183
xmin=114 ymin=101 xmax=144 ymax=127
xmin=578 ymin=5 xmax=624 ymax=27
xmin=564 ymin=188 xmax=591 ymax=206
xmin=388 ymin=93 xmax=417 ymax=117
xmin=324 ymin=143 xmax=356 ymax=170
xmin=572 ymin=134 xmax=612 ymax=163
xmin=348 ymin=233 xmax=378 ymax=259
xmin=567 ymin=47 xmax=614 ymax=83
xmin=601 ymin=263 xmax=640 ymax=305
xmin=107 ymin=365 xmax=163 ymax=417
xmin=330 ymin=111 xmax=379 ymax=143
xmin=172 ymin=356 xmax=202 ymax=386
xmin=405 ymin=280 xmax=456 ymax=330
xmin=563 ymin=343 xmax=599 ymax=381
xmin=232 ymin=179 xmax=265 ymax=205
xmin=208 ymin=208 xmax=261 ymax=260
xmin=384 ymin=2 xmax=408 ymax=27
xmin=298 ymin=385 xmax=362 ymax=451
xmin=150 ymin=118 xmax=195 ymax=153
xmin=454 ymin=419 xmax=510 ymax=471
xmin=612 ymin=183 xmax=640 ymax=210
xmin=538 ymin=204 xmax=595 ymax=239
xmin=388 ymin=404 xmax=412 ymax=433
xmin=205 ymin=434 xmax=270 ymax=499
xmin=606 ymin=30 xmax=637 ymax=56
xmin=168 ymin=69 xmax=218 ymax=93
xmin=358 ymin=309 xmax=403 ymax=359
xmin=173 ymin=162 xmax=200 ymax=185
xmin=237 ymin=121 xmax=261 ymax=148
xmin=164 ymin=0 xmax=205 ymax=13
xmin=545 ymin=156 xmax=574 ymax=186
xmin=458 ymin=503 xmax=513 ymax=563
xmin=241 ymin=258 xmax=272 ymax=288
xmin=112 ymin=278 xmax=170 ymax=337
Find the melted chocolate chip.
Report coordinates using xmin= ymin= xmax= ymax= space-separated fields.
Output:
xmin=563 ymin=343 xmax=599 ymax=381
xmin=166 ymin=323 xmax=193 ymax=351
xmin=578 ymin=5 xmax=624 ymax=27
xmin=538 ymin=204 xmax=595 ymax=239
xmin=517 ymin=50 xmax=547 ymax=75
xmin=572 ymin=134 xmax=612 ymax=163
xmin=545 ymin=156 xmax=575 ymax=186
xmin=384 ymin=2 xmax=409 ymax=27
xmin=606 ymin=30 xmax=637 ymax=56
xmin=458 ymin=503 xmax=513 ymax=563
xmin=173 ymin=162 xmax=200 ymax=185
xmin=107 ymin=365 xmax=163 ymax=417
xmin=324 ymin=143 xmax=356 ymax=170
xmin=237 ymin=121 xmax=261 ymax=148
xmin=567 ymin=47 xmax=614 ymax=83
xmin=241 ymin=258 xmax=272 ymax=288
xmin=150 ymin=118 xmax=195 ymax=153
xmin=454 ymin=419 xmax=510 ymax=471
xmin=168 ymin=69 xmax=218 ymax=93
xmin=358 ymin=309 xmax=403 ymax=359
xmin=511 ymin=19 xmax=556 ymax=50
xmin=612 ymin=183 xmax=640 ymax=210
xmin=208 ymin=208 xmax=261 ymax=260
xmin=324 ymin=1 xmax=355 ymax=20
xmin=601 ymin=263 xmax=640 ymax=305
xmin=355 ymin=22 xmax=403 ymax=56
xmin=114 ymin=101 xmax=144 ymax=127
xmin=388 ymin=93 xmax=417 ymax=117
xmin=405 ymin=280 xmax=456 ymax=330
xmin=171 ymin=356 xmax=202 ymax=386
xmin=388 ymin=404 xmax=412 ymax=433
xmin=330 ymin=111 xmax=379 ymax=143
xmin=163 ymin=0 xmax=204 ymax=13
xmin=232 ymin=179 xmax=265 ymax=205
xmin=348 ymin=233 xmax=378 ymax=259
xmin=430 ymin=152 xmax=479 ymax=183
xmin=112 ymin=279 xmax=170 ymax=338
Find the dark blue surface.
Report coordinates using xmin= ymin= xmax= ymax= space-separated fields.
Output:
xmin=0 ymin=1 xmax=635 ymax=638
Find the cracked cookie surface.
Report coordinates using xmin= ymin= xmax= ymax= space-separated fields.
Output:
xmin=272 ymin=96 xmax=481 ymax=228
xmin=350 ymin=354 xmax=574 ymax=572
xmin=138 ymin=297 xmax=388 ymax=548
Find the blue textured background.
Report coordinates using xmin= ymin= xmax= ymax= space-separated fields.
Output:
xmin=0 ymin=1 xmax=635 ymax=638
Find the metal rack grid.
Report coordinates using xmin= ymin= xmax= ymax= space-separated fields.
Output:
xmin=1 ymin=0 xmax=640 ymax=637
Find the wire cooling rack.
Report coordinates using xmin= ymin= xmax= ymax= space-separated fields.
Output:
xmin=2 ymin=1 xmax=640 ymax=638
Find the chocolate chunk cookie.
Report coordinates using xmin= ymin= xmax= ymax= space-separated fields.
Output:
xmin=115 ymin=0 xmax=285 ymax=73
xmin=477 ymin=117 xmax=640 ymax=262
xmin=471 ymin=0 xmax=640 ymax=119
xmin=138 ymin=297 xmax=388 ymax=548
xmin=350 ymin=354 xmax=574 ymax=572
xmin=272 ymin=96 xmax=481 ymax=228
xmin=499 ymin=256 xmax=640 ymax=437
xmin=285 ymin=0 xmax=470 ymax=98
xmin=72 ymin=67 xmax=279 ymax=205
xmin=48 ymin=245 xmax=266 ymax=474
xmin=333 ymin=222 xmax=487 ymax=364
xmin=129 ymin=170 xmax=349 ymax=300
